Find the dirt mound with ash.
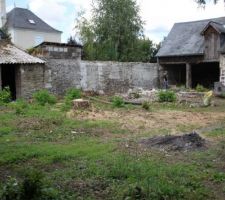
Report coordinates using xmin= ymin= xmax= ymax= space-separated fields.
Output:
xmin=140 ymin=132 xmax=206 ymax=151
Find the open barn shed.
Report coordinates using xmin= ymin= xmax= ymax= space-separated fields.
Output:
xmin=0 ymin=40 xmax=45 ymax=99
xmin=156 ymin=17 xmax=225 ymax=89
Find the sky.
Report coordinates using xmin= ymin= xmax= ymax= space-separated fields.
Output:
xmin=5 ymin=0 xmax=225 ymax=43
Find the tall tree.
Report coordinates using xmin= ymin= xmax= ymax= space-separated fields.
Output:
xmin=92 ymin=0 xmax=143 ymax=61
xmin=75 ymin=0 xmax=157 ymax=62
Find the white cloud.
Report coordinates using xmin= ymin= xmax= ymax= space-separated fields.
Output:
xmin=138 ymin=0 xmax=225 ymax=43
xmin=12 ymin=0 xmax=225 ymax=43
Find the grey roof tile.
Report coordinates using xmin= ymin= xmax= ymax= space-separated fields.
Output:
xmin=6 ymin=7 xmax=62 ymax=33
xmin=156 ymin=17 xmax=225 ymax=57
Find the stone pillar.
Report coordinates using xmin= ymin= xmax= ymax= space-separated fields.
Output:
xmin=186 ymin=63 xmax=192 ymax=88
xmin=0 ymin=65 xmax=1 ymax=90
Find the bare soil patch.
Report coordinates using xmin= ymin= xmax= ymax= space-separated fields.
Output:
xmin=70 ymin=109 xmax=225 ymax=134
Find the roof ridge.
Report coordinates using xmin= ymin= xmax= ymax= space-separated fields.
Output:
xmin=175 ymin=16 xmax=225 ymax=25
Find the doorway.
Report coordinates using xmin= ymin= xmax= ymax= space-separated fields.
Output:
xmin=1 ymin=65 xmax=16 ymax=100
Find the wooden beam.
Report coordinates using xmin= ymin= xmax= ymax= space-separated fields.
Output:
xmin=186 ymin=63 xmax=192 ymax=88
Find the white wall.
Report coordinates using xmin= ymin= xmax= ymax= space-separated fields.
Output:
xmin=11 ymin=28 xmax=61 ymax=50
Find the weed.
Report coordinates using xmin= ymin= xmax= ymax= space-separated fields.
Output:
xmin=0 ymin=169 xmax=58 ymax=200
xmin=142 ymin=101 xmax=151 ymax=111
xmin=196 ymin=84 xmax=208 ymax=92
xmin=206 ymin=128 xmax=225 ymax=137
xmin=0 ymin=127 xmax=14 ymax=136
xmin=33 ymin=90 xmax=57 ymax=106
xmin=112 ymin=96 xmax=125 ymax=108
xmin=62 ymin=88 xmax=82 ymax=111
xmin=9 ymin=99 xmax=28 ymax=115
xmin=0 ymin=87 xmax=11 ymax=104
xmin=212 ymin=172 xmax=225 ymax=183
xmin=158 ymin=90 xmax=176 ymax=102
xmin=65 ymin=88 xmax=82 ymax=101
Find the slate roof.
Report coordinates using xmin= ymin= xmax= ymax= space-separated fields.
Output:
xmin=0 ymin=42 xmax=45 ymax=64
xmin=6 ymin=7 xmax=62 ymax=33
xmin=156 ymin=17 xmax=225 ymax=57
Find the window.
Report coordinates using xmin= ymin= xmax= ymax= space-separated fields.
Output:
xmin=59 ymin=47 xmax=64 ymax=52
xmin=28 ymin=19 xmax=35 ymax=24
xmin=63 ymin=48 xmax=68 ymax=52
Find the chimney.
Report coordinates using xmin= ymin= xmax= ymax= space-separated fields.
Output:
xmin=0 ymin=0 xmax=6 ymax=28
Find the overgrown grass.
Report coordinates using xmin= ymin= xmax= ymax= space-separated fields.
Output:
xmin=0 ymin=97 xmax=225 ymax=199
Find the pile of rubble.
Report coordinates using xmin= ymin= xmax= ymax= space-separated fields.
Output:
xmin=120 ymin=87 xmax=213 ymax=107
xmin=121 ymin=88 xmax=158 ymax=104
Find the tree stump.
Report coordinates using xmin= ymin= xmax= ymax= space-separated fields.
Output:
xmin=73 ymin=99 xmax=90 ymax=110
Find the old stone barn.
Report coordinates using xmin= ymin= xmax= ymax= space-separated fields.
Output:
xmin=0 ymin=39 xmax=45 ymax=99
xmin=157 ymin=17 xmax=225 ymax=89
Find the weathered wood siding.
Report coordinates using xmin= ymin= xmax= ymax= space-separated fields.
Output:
xmin=204 ymin=27 xmax=220 ymax=61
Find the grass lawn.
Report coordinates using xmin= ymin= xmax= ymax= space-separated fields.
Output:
xmin=0 ymin=96 xmax=225 ymax=199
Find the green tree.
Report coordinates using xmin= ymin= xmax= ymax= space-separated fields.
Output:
xmin=75 ymin=0 xmax=157 ymax=62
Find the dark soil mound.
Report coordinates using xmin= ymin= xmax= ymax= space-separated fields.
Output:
xmin=140 ymin=132 xmax=206 ymax=151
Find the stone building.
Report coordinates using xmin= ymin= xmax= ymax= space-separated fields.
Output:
xmin=0 ymin=37 xmax=45 ymax=99
xmin=156 ymin=17 xmax=225 ymax=92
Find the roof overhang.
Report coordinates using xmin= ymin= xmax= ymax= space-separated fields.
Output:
xmin=0 ymin=42 xmax=45 ymax=64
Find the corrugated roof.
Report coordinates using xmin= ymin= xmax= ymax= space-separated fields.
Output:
xmin=0 ymin=42 xmax=45 ymax=64
xmin=6 ymin=7 xmax=62 ymax=33
xmin=157 ymin=17 xmax=225 ymax=57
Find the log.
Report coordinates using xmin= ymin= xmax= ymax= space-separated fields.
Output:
xmin=73 ymin=99 xmax=90 ymax=110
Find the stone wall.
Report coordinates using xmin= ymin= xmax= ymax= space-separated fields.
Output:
xmin=44 ymin=59 xmax=81 ymax=95
xmin=44 ymin=60 xmax=159 ymax=95
xmin=18 ymin=64 xmax=45 ymax=98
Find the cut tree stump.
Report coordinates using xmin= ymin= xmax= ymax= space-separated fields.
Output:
xmin=73 ymin=99 xmax=90 ymax=110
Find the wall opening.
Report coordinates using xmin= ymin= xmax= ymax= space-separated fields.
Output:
xmin=162 ymin=64 xmax=186 ymax=87
xmin=192 ymin=62 xmax=219 ymax=89
xmin=1 ymin=65 xmax=16 ymax=100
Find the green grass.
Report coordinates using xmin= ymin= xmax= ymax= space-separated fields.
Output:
xmin=0 ymin=99 xmax=225 ymax=199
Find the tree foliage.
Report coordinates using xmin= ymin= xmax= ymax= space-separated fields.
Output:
xmin=196 ymin=0 xmax=223 ymax=5
xmin=75 ymin=0 xmax=158 ymax=62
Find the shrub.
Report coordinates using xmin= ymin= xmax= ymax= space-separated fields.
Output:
xmin=158 ymin=90 xmax=176 ymax=102
xmin=112 ymin=96 xmax=125 ymax=108
xmin=142 ymin=101 xmax=151 ymax=111
xmin=62 ymin=88 xmax=82 ymax=111
xmin=33 ymin=90 xmax=57 ymax=106
xmin=0 ymin=169 xmax=58 ymax=200
xmin=10 ymin=99 xmax=28 ymax=115
xmin=0 ymin=87 xmax=11 ymax=104
xmin=195 ymin=84 xmax=208 ymax=92
xmin=65 ymin=88 xmax=82 ymax=101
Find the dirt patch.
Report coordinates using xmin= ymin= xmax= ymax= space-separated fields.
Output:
xmin=140 ymin=132 xmax=206 ymax=152
xmin=69 ymin=109 xmax=225 ymax=135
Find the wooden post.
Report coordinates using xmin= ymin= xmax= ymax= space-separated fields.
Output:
xmin=186 ymin=63 xmax=192 ymax=88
